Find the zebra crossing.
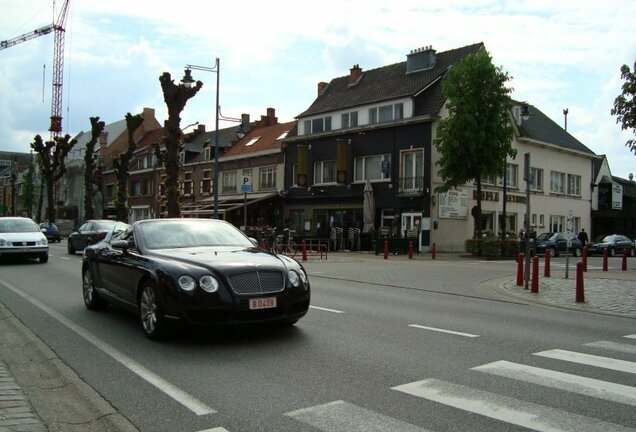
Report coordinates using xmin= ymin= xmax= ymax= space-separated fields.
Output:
xmin=280 ymin=334 xmax=636 ymax=432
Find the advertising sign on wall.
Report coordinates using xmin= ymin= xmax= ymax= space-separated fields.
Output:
xmin=612 ymin=183 xmax=623 ymax=210
xmin=438 ymin=188 xmax=468 ymax=219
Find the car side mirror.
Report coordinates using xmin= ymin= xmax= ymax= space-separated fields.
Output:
xmin=111 ymin=240 xmax=129 ymax=251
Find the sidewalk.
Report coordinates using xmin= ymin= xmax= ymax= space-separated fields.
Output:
xmin=1 ymin=252 xmax=634 ymax=431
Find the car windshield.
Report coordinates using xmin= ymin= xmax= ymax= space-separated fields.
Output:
xmin=139 ymin=220 xmax=253 ymax=250
xmin=39 ymin=223 xmax=58 ymax=230
xmin=535 ymin=233 xmax=554 ymax=241
xmin=593 ymin=235 xmax=614 ymax=243
xmin=0 ymin=219 xmax=40 ymax=233
xmin=95 ymin=220 xmax=117 ymax=230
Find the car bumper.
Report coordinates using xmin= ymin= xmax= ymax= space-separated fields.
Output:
xmin=0 ymin=247 xmax=48 ymax=259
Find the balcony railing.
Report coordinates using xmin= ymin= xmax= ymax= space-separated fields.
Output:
xmin=397 ymin=176 xmax=424 ymax=196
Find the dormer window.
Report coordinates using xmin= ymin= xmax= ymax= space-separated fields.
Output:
xmin=370 ymin=103 xmax=404 ymax=124
xmin=204 ymin=147 xmax=211 ymax=161
xmin=342 ymin=112 xmax=358 ymax=129
xmin=303 ymin=116 xmax=332 ymax=135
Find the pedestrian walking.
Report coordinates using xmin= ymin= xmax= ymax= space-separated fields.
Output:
xmin=578 ymin=228 xmax=589 ymax=246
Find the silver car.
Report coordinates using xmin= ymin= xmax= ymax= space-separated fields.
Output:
xmin=0 ymin=217 xmax=49 ymax=263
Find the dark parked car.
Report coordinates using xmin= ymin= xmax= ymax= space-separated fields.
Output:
xmin=81 ymin=218 xmax=311 ymax=339
xmin=0 ymin=217 xmax=49 ymax=263
xmin=587 ymin=234 xmax=636 ymax=257
xmin=533 ymin=232 xmax=582 ymax=257
xmin=68 ymin=219 xmax=117 ymax=254
xmin=39 ymin=222 xmax=61 ymax=242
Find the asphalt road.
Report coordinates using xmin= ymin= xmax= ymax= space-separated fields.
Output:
xmin=0 ymin=243 xmax=634 ymax=431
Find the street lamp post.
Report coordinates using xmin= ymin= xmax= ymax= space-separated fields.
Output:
xmin=182 ymin=58 xmax=221 ymax=218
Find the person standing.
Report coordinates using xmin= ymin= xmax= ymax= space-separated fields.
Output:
xmin=578 ymin=228 xmax=589 ymax=247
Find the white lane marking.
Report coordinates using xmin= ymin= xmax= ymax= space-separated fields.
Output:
xmin=408 ymin=324 xmax=479 ymax=338
xmin=309 ymin=305 xmax=345 ymax=314
xmin=0 ymin=279 xmax=216 ymax=416
xmin=57 ymin=256 xmax=71 ymax=260
xmin=473 ymin=360 xmax=636 ymax=406
xmin=625 ymin=335 xmax=636 ymax=340
xmin=535 ymin=349 xmax=636 ymax=374
xmin=197 ymin=428 xmax=230 ymax=432
xmin=285 ymin=400 xmax=431 ymax=432
xmin=392 ymin=378 xmax=636 ymax=432
xmin=584 ymin=341 xmax=636 ymax=354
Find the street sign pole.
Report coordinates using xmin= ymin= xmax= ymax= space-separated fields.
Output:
xmin=241 ymin=176 xmax=252 ymax=231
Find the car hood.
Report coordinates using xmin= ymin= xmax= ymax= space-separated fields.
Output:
xmin=0 ymin=232 xmax=47 ymax=243
xmin=148 ymin=246 xmax=297 ymax=271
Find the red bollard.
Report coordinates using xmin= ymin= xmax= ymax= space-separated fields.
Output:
xmin=602 ymin=248 xmax=609 ymax=271
xmin=576 ymin=262 xmax=585 ymax=302
xmin=622 ymin=250 xmax=628 ymax=271
xmin=544 ymin=251 xmax=551 ymax=278
xmin=408 ymin=241 xmax=413 ymax=259
xmin=432 ymin=242 xmax=436 ymax=259
xmin=301 ymin=240 xmax=307 ymax=262
xmin=384 ymin=240 xmax=389 ymax=260
xmin=582 ymin=246 xmax=588 ymax=272
xmin=531 ymin=256 xmax=539 ymax=293
xmin=261 ymin=239 xmax=267 ymax=250
xmin=516 ymin=253 xmax=524 ymax=286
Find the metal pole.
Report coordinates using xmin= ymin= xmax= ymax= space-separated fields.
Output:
xmin=243 ymin=192 xmax=247 ymax=229
xmin=213 ymin=57 xmax=220 ymax=219
xmin=524 ymin=152 xmax=531 ymax=290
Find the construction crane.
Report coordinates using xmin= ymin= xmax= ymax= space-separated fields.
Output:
xmin=0 ymin=0 xmax=71 ymax=137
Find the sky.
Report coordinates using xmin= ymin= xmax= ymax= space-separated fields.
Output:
xmin=0 ymin=0 xmax=634 ymax=179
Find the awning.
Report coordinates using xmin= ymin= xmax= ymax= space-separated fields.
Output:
xmin=181 ymin=192 xmax=279 ymax=216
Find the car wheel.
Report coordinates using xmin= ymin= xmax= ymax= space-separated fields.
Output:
xmin=39 ymin=253 xmax=48 ymax=263
xmin=67 ymin=239 xmax=75 ymax=255
xmin=82 ymin=267 xmax=108 ymax=310
xmin=574 ymin=247 xmax=582 ymax=258
xmin=549 ymin=247 xmax=557 ymax=258
xmin=139 ymin=282 xmax=169 ymax=340
xmin=609 ymin=247 xmax=616 ymax=257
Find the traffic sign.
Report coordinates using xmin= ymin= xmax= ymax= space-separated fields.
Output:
xmin=241 ymin=176 xmax=252 ymax=193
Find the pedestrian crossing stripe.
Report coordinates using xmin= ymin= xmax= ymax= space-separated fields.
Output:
xmin=625 ymin=335 xmax=636 ymax=339
xmin=472 ymin=360 xmax=636 ymax=406
xmin=584 ymin=341 xmax=636 ymax=354
xmin=534 ymin=349 xmax=636 ymax=374
xmin=391 ymin=378 xmax=635 ymax=432
xmin=285 ymin=400 xmax=430 ymax=432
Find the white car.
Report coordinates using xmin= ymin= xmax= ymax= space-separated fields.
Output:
xmin=0 ymin=217 xmax=49 ymax=263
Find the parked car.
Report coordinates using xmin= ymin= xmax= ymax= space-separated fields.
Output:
xmin=39 ymin=222 xmax=61 ymax=242
xmin=587 ymin=234 xmax=636 ymax=257
xmin=67 ymin=219 xmax=117 ymax=254
xmin=533 ymin=232 xmax=582 ymax=257
xmin=0 ymin=217 xmax=49 ymax=263
xmin=81 ymin=218 xmax=311 ymax=340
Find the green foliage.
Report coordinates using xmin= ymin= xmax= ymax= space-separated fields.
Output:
xmin=611 ymin=61 xmax=636 ymax=154
xmin=434 ymin=49 xmax=515 ymax=240
xmin=465 ymin=238 xmax=519 ymax=257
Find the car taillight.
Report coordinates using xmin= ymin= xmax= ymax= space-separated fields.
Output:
xmin=97 ymin=231 xmax=107 ymax=241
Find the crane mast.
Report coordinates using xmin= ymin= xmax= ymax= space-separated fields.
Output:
xmin=0 ymin=0 xmax=71 ymax=137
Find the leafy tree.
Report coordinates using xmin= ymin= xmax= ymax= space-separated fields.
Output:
xmin=113 ymin=113 xmax=144 ymax=222
xmin=159 ymin=72 xmax=202 ymax=218
xmin=611 ymin=61 xmax=636 ymax=154
xmin=84 ymin=117 xmax=105 ymax=220
xmin=30 ymin=134 xmax=77 ymax=223
xmin=434 ymin=49 xmax=515 ymax=241
xmin=21 ymin=155 xmax=36 ymax=218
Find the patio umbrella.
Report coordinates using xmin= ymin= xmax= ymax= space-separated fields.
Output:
xmin=362 ymin=179 xmax=375 ymax=233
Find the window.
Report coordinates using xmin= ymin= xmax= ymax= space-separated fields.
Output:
xmin=179 ymin=151 xmax=185 ymax=165
xmin=223 ymin=171 xmax=236 ymax=193
xmin=529 ymin=167 xmax=543 ymax=191
xmin=481 ymin=173 xmax=496 ymax=185
xmin=341 ymin=111 xmax=358 ymax=129
xmin=314 ymin=160 xmax=336 ymax=184
xmin=106 ymin=184 xmax=114 ymax=199
xmin=400 ymin=149 xmax=424 ymax=192
xmin=142 ymin=179 xmax=152 ymax=196
xmin=550 ymin=171 xmax=565 ymax=194
xmin=500 ymin=164 xmax=518 ymax=188
xmin=260 ymin=167 xmax=276 ymax=190
xmin=480 ymin=211 xmax=495 ymax=233
xmin=371 ymin=103 xmax=404 ymax=124
xmin=550 ymin=215 xmax=565 ymax=232
xmin=245 ymin=137 xmax=261 ymax=147
xmin=182 ymin=172 xmax=193 ymax=196
xmin=131 ymin=181 xmax=141 ymax=197
xmin=201 ymin=170 xmax=212 ymax=194
xmin=369 ymin=108 xmax=378 ymax=124
xmin=354 ymin=154 xmax=391 ymax=181
xmin=379 ymin=105 xmax=393 ymax=122
xmin=306 ymin=116 xmax=332 ymax=134
xmin=567 ymin=174 xmax=581 ymax=196
xmin=204 ymin=147 xmax=211 ymax=161
xmin=539 ymin=214 xmax=545 ymax=227
xmin=498 ymin=212 xmax=516 ymax=236
xmin=531 ymin=213 xmax=537 ymax=226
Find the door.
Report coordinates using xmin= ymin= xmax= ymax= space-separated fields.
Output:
xmin=401 ymin=212 xmax=422 ymax=238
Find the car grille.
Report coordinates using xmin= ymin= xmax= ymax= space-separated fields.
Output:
xmin=10 ymin=241 xmax=37 ymax=246
xmin=227 ymin=270 xmax=285 ymax=295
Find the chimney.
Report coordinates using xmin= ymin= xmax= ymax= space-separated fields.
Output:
xmin=141 ymin=107 xmax=154 ymax=132
xmin=406 ymin=45 xmax=437 ymax=74
xmin=196 ymin=124 xmax=206 ymax=132
xmin=317 ymin=81 xmax=328 ymax=96
xmin=98 ymin=131 xmax=109 ymax=163
xmin=267 ymin=107 xmax=277 ymax=125
xmin=349 ymin=64 xmax=362 ymax=86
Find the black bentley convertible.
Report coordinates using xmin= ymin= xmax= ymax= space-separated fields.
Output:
xmin=81 ymin=219 xmax=310 ymax=340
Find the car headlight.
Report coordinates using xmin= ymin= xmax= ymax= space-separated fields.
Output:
xmin=40 ymin=238 xmax=48 ymax=246
xmin=199 ymin=275 xmax=219 ymax=293
xmin=288 ymin=270 xmax=301 ymax=287
xmin=178 ymin=275 xmax=197 ymax=292
xmin=299 ymin=269 xmax=308 ymax=284
xmin=0 ymin=238 xmax=6 ymax=246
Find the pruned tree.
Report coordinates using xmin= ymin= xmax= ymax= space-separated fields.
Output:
xmin=21 ymin=155 xmax=36 ymax=218
xmin=611 ymin=61 xmax=636 ymax=155
xmin=30 ymin=134 xmax=77 ymax=223
xmin=159 ymin=72 xmax=202 ymax=218
xmin=113 ymin=113 xmax=144 ymax=222
xmin=84 ymin=117 xmax=105 ymax=220
xmin=434 ymin=49 xmax=515 ymax=241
